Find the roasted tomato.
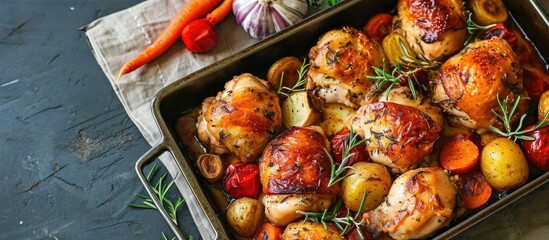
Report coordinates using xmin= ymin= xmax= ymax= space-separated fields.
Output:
xmin=363 ymin=13 xmax=394 ymax=43
xmin=478 ymin=23 xmax=517 ymax=48
xmin=331 ymin=128 xmax=368 ymax=166
xmin=224 ymin=162 xmax=261 ymax=199
xmin=522 ymin=125 xmax=549 ymax=171
xmin=253 ymin=223 xmax=283 ymax=240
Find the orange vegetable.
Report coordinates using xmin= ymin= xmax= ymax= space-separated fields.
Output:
xmin=456 ymin=171 xmax=492 ymax=210
xmin=182 ymin=0 xmax=234 ymax=52
xmin=117 ymin=0 xmax=222 ymax=79
xmin=363 ymin=13 xmax=393 ymax=43
xmin=439 ymin=138 xmax=480 ymax=175
xmin=253 ymin=223 xmax=283 ymax=240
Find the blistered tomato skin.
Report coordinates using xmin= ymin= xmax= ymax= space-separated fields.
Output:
xmin=224 ymin=162 xmax=261 ymax=199
xmin=330 ymin=128 xmax=368 ymax=166
xmin=522 ymin=125 xmax=549 ymax=171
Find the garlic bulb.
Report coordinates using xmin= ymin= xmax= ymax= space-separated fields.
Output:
xmin=233 ymin=0 xmax=309 ymax=39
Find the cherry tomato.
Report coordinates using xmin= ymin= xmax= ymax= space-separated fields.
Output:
xmin=478 ymin=23 xmax=517 ymax=49
xmin=396 ymin=67 xmax=430 ymax=90
xmin=182 ymin=18 xmax=218 ymax=53
xmin=253 ymin=223 xmax=283 ymax=240
xmin=224 ymin=162 xmax=260 ymax=199
xmin=363 ymin=13 xmax=394 ymax=43
xmin=523 ymin=66 xmax=549 ymax=102
xmin=331 ymin=128 xmax=368 ymax=166
xmin=522 ymin=125 xmax=549 ymax=171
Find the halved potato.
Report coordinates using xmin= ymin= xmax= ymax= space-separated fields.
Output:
xmin=319 ymin=103 xmax=356 ymax=137
xmin=470 ymin=0 xmax=508 ymax=25
xmin=267 ymin=56 xmax=303 ymax=92
xmin=282 ymin=91 xmax=321 ymax=128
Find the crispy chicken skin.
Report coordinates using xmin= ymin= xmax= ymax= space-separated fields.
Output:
xmin=197 ymin=73 xmax=282 ymax=162
xmin=281 ymin=221 xmax=344 ymax=240
xmin=362 ymin=167 xmax=457 ymax=240
xmin=307 ymin=27 xmax=385 ymax=108
xmin=433 ymin=37 xmax=528 ymax=132
xmin=394 ymin=0 xmax=467 ymax=61
xmin=350 ymin=102 xmax=440 ymax=172
xmin=260 ymin=126 xmax=339 ymax=226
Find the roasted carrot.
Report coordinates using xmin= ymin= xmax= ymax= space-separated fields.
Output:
xmin=182 ymin=0 xmax=234 ymax=53
xmin=253 ymin=223 xmax=283 ymax=240
xmin=117 ymin=0 xmax=222 ymax=79
xmin=439 ymin=138 xmax=480 ymax=175
xmin=456 ymin=171 xmax=492 ymax=210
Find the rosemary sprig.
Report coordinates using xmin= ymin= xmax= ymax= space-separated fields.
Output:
xmin=367 ymin=63 xmax=419 ymax=100
xmin=398 ymin=39 xmax=441 ymax=70
xmin=327 ymin=127 xmax=366 ymax=187
xmin=490 ymin=94 xmax=549 ymax=141
xmin=126 ymin=163 xmax=185 ymax=225
xmin=464 ymin=12 xmax=496 ymax=46
xmin=297 ymin=192 xmax=368 ymax=239
xmin=162 ymin=232 xmax=193 ymax=240
xmin=277 ymin=58 xmax=309 ymax=99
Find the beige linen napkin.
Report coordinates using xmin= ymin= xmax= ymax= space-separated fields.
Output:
xmin=84 ymin=0 xmax=258 ymax=238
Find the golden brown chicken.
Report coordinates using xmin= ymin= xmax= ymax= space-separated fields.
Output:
xmin=259 ymin=126 xmax=339 ymax=226
xmin=281 ymin=221 xmax=344 ymax=240
xmin=197 ymin=73 xmax=282 ymax=162
xmin=307 ymin=27 xmax=385 ymax=108
xmin=394 ymin=0 xmax=467 ymax=61
xmin=362 ymin=167 xmax=457 ymax=240
xmin=349 ymin=100 xmax=440 ymax=173
xmin=433 ymin=37 xmax=528 ymax=133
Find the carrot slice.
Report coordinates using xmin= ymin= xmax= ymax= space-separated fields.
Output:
xmin=117 ymin=0 xmax=222 ymax=79
xmin=456 ymin=171 xmax=493 ymax=210
xmin=439 ymin=138 xmax=480 ymax=175
xmin=253 ymin=223 xmax=283 ymax=240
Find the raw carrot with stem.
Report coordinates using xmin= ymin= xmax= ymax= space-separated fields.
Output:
xmin=117 ymin=0 xmax=223 ymax=80
xmin=182 ymin=0 xmax=234 ymax=53
xmin=439 ymin=138 xmax=480 ymax=175
xmin=456 ymin=170 xmax=492 ymax=210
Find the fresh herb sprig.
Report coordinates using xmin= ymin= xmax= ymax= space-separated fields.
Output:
xmin=297 ymin=192 xmax=368 ymax=239
xmin=277 ymin=58 xmax=310 ymax=99
xmin=368 ymin=63 xmax=419 ymax=100
xmin=464 ymin=12 xmax=496 ymax=46
xmin=398 ymin=39 xmax=441 ymax=70
xmin=126 ymin=163 xmax=185 ymax=225
xmin=327 ymin=127 xmax=366 ymax=187
xmin=490 ymin=94 xmax=549 ymax=141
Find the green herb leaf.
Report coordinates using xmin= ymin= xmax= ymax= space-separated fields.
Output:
xmin=277 ymin=58 xmax=310 ymax=99
xmin=327 ymin=127 xmax=365 ymax=187
xmin=367 ymin=62 xmax=420 ymax=100
xmin=464 ymin=12 xmax=496 ymax=46
xmin=490 ymin=93 xmax=549 ymax=141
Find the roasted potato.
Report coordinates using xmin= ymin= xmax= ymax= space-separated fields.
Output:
xmin=341 ymin=162 xmax=392 ymax=212
xmin=538 ymin=90 xmax=549 ymax=123
xmin=226 ymin=198 xmax=265 ymax=237
xmin=480 ymin=138 xmax=529 ymax=190
xmin=196 ymin=153 xmax=224 ymax=183
xmin=319 ymin=103 xmax=356 ymax=137
xmin=267 ymin=56 xmax=303 ymax=93
xmin=282 ymin=91 xmax=321 ymax=128
xmin=470 ymin=0 xmax=508 ymax=25
xmin=382 ymin=32 xmax=414 ymax=65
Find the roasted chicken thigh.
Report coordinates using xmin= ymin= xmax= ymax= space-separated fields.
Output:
xmin=433 ymin=37 xmax=528 ymax=132
xmin=259 ymin=126 xmax=339 ymax=226
xmin=394 ymin=0 xmax=467 ymax=61
xmin=307 ymin=27 xmax=385 ymax=108
xmin=362 ymin=167 xmax=457 ymax=239
xmin=197 ymin=73 xmax=282 ymax=162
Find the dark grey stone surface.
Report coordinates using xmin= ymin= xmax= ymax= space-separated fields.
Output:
xmin=0 ymin=0 xmax=547 ymax=239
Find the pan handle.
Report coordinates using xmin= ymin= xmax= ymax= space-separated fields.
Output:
xmin=135 ymin=142 xmax=186 ymax=240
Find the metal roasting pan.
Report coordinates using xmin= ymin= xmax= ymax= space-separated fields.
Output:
xmin=135 ymin=0 xmax=549 ymax=239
